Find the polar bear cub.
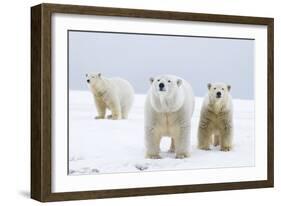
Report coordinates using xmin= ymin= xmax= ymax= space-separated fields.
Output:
xmin=198 ymin=83 xmax=233 ymax=151
xmin=144 ymin=75 xmax=195 ymax=159
xmin=86 ymin=73 xmax=134 ymax=120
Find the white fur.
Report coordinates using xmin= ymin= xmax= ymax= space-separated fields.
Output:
xmin=197 ymin=82 xmax=233 ymax=151
xmin=86 ymin=73 xmax=134 ymax=120
xmin=144 ymin=75 xmax=195 ymax=159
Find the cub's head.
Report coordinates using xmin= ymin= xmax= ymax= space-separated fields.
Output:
xmin=86 ymin=73 xmax=102 ymax=87
xmin=149 ymin=75 xmax=182 ymax=97
xmin=207 ymin=82 xmax=231 ymax=102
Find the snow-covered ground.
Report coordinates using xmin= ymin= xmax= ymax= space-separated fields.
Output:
xmin=69 ymin=90 xmax=255 ymax=175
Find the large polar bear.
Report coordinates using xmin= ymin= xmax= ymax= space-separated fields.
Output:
xmin=197 ymin=82 xmax=233 ymax=151
xmin=144 ymin=75 xmax=195 ymax=159
xmin=86 ymin=73 xmax=134 ymax=120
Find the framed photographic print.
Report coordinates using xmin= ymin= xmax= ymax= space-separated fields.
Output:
xmin=31 ymin=3 xmax=274 ymax=202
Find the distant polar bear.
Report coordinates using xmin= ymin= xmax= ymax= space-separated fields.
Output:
xmin=144 ymin=75 xmax=195 ymax=159
xmin=86 ymin=73 xmax=134 ymax=120
xmin=198 ymin=82 xmax=233 ymax=151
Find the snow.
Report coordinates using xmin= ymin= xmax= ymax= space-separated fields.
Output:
xmin=69 ymin=90 xmax=255 ymax=175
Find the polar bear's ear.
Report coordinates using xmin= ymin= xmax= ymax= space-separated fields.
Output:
xmin=207 ymin=83 xmax=212 ymax=90
xmin=149 ymin=77 xmax=154 ymax=84
xmin=177 ymin=79 xmax=182 ymax=87
xmin=227 ymin=85 xmax=231 ymax=91
xmin=97 ymin=73 xmax=101 ymax=78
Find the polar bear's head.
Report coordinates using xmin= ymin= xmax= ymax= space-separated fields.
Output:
xmin=207 ymin=82 xmax=231 ymax=103
xmin=149 ymin=75 xmax=185 ymax=112
xmin=86 ymin=73 xmax=106 ymax=92
xmin=150 ymin=75 xmax=182 ymax=97
xmin=86 ymin=73 xmax=102 ymax=86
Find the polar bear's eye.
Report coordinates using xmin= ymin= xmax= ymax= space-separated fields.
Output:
xmin=214 ymin=88 xmax=216 ymax=90
xmin=222 ymin=88 xmax=224 ymax=90
xmin=168 ymin=80 xmax=171 ymax=83
xmin=157 ymin=79 xmax=160 ymax=82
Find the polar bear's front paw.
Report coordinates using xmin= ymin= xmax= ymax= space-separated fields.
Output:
xmin=175 ymin=153 xmax=189 ymax=159
xmin=146 ymin=154 xmax=161 ymax=159
xmin=95 ymin=116 xmax=105 ymax=119
xmin=220 ymin=146 xmax=232 ymax=152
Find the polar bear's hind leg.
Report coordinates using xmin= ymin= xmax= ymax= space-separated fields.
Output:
xmin=121 ymin=112 xmax=128 ymax=119
xmin=121 ymin=105 xmax=129 ymax=119
xmin=110 ymin=107 xmax=121 ymax=120
xmin=121 ymin=96 xmax=133 ymax=119
xmin=107 ymin=96 xmax=121 ymax=120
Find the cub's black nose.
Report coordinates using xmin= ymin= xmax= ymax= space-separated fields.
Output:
xmin=87 ymin=79 xmax=90 ymax=83
xmin=216 ymin=91 xmax=222 ymax=98
xmin=159 ymin=83 xmax=165 ymax=89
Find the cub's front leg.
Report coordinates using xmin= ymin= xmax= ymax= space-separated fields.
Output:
xmin=94 ymin=96 xmax=106 ymax=119
xmin=220 ymin=119 xmax=233 ymax=151
xmin=197 ymin=116 xmax=212 ymax=150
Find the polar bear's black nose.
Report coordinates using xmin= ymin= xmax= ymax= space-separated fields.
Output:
xmin=216 ymin=91 xmax=222 ymax=98
xmin=159 ymin=83 xmax=165 ymax=89
xmin=87 ymin=79 xmax=90 ymax=83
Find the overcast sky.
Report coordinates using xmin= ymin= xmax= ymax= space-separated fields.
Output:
xmin=68 ymin=31 xmax=254 ymax=99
